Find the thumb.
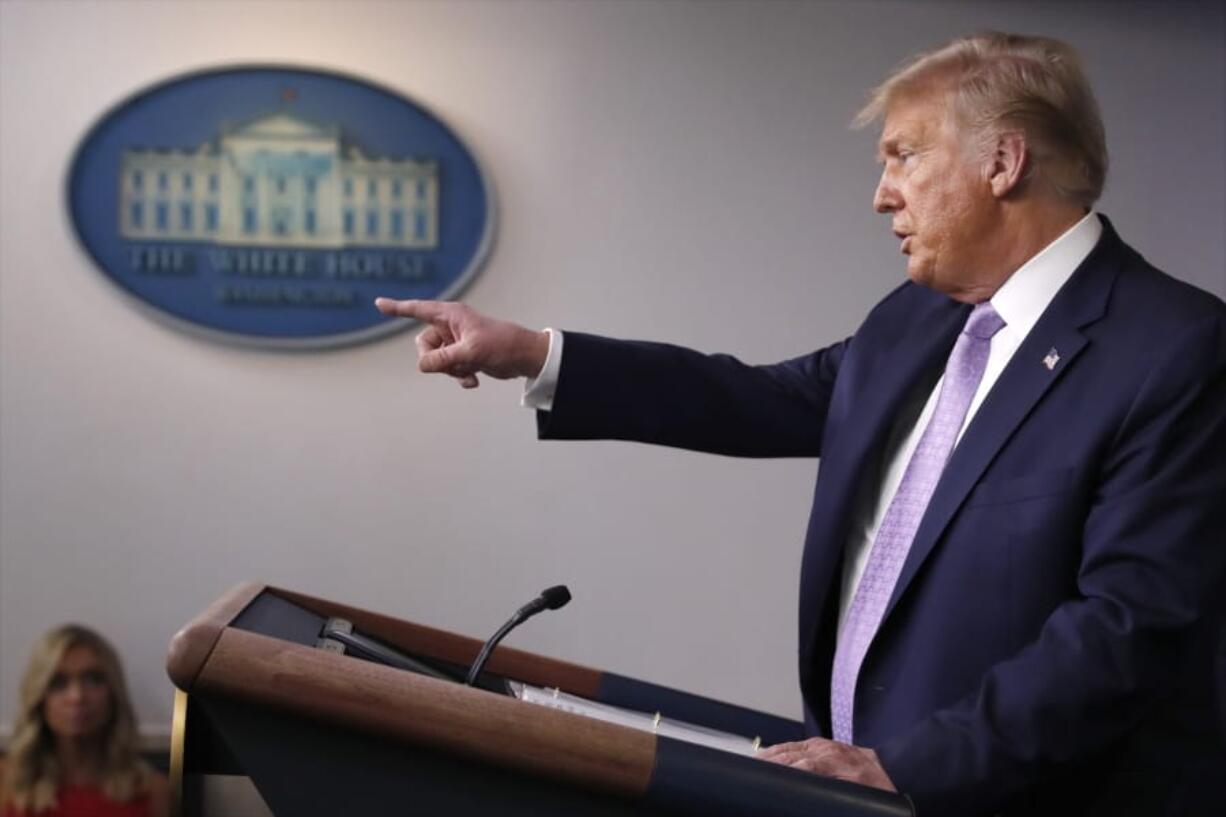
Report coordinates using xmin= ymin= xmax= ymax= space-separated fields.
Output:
xmin=419 ymin=340 xmax=472 ymax=375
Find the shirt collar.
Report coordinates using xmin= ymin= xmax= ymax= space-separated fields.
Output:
xmin=990 ymin=211 xmax=1102 ymax=341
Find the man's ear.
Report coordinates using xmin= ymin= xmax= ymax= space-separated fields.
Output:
xmin=988 ymin=130 xmax=1028 ymax=198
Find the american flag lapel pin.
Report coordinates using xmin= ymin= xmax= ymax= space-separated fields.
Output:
xmin=1043 ymin=347 xmax=1060 ymax=371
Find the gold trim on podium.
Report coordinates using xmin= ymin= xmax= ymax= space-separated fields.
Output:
xmin=169 ymin=689 xmax=187 ymax=817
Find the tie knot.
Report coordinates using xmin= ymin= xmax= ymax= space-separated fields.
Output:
xmin=963 ymin=302 xmax=1005 ymax=340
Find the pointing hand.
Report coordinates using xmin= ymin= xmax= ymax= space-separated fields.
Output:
xmin=374 ymin=298 xmax=550 ymax=389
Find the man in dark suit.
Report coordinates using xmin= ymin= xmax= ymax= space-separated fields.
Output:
xmin=376 ymin=32 xmax=1225 ymax=816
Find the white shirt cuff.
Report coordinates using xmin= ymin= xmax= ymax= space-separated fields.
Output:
xmin=521 ymin=328 xmax=563 ymax=412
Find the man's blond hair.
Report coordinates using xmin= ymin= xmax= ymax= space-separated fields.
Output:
xmin=856 ymin=32 xmax=1107 ymax=207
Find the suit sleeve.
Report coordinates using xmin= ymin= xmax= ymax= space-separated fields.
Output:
xmin=536 ymin=331 xmax=849 ymax=458
xmin=875 ymin=313 xmax=1226 ymax=814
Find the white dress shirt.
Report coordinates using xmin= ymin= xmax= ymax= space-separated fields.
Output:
xmin=523 ymin=327 xmax=564 ymax=411
xmin=521 ymin=212 xmax=1104 ymax=628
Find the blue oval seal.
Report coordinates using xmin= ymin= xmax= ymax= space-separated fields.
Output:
xmin=68 ymin=65 xmax=494 ymax=348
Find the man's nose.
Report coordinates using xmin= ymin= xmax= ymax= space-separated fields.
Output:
xmin=873 ymin=172 xmax=900 ymax=213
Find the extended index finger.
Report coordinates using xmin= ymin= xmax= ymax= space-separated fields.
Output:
xmin=374 ymin=297 xmax=450 ymax=324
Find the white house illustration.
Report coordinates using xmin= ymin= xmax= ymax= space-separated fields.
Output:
xmin=118 ymin=112 xmax=439 ymax=249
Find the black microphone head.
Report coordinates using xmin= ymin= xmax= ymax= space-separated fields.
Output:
xmin=540 ymin=585 xmax=572 ymax=610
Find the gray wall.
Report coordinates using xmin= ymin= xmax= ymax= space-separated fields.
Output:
xmin=1 ymin=0 xmax=1222 ymax=739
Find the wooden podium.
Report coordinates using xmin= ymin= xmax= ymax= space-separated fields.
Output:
xmin=166 ymin=583 xmax=913 ymax=816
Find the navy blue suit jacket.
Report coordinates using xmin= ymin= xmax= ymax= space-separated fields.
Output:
xmin=537 ymin=219 xmax=1226 ymax=815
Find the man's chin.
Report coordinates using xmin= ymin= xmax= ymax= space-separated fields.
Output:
xmin=905 ymin=263 xmax=933 ymax=289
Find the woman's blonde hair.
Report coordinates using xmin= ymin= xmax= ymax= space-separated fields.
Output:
xmin=1 ymin=625 xmax=153 ymax=813
xmin=855 ymin=31 xmax=1108 ymax=208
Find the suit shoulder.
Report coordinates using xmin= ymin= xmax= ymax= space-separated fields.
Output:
xmin=860 ymin=280 xmax=961 ymax=335
xmin=1111 ymin=242 xmax=1226 ymax=328
xmin=1094 ymin=246 xmax=1226 ymax=385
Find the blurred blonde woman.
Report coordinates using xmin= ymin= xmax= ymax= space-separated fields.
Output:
xmin=0 ymin=625 xmax=168 ymax=817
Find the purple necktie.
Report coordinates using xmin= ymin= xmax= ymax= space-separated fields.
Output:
xmin=830 ymin=302 xmax=1005 ymax=744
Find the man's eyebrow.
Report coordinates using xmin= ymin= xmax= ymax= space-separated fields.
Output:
xmin=876 ymin=138 xmax=900 ymax=162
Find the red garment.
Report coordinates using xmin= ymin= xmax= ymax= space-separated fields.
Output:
xmin=3 ymin=786 xmax=150 ymax=817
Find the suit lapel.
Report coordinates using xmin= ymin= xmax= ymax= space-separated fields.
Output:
xmin=880 ymin=226 xmax=1122 ymax=623
xmin=799 ymin=293 xmax=967 ymax=658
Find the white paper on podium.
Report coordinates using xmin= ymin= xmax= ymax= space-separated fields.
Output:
xmin=508 ymin=681 xmax=761 ymax=757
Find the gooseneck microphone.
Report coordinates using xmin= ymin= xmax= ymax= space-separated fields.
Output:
xmin=465 ymin=585 xmax=572 ymax=687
